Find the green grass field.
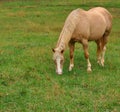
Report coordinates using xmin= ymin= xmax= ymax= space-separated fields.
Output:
xmin=0 ymin=0 xmax=120 ymax=112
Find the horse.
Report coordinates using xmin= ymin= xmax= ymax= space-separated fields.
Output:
xmin=52 ymin=7 xmax=112 ymax=75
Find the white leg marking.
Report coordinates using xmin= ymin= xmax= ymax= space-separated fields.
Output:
xmin=101 ymin=46 xmax=106 ymax=67
xmin=69 ymin=64 xmax=74 ymax=71
xmin=97 ymin=56 xmax=101 ymax=65
xmin=87 ymin=59 xmax=92 ymax=72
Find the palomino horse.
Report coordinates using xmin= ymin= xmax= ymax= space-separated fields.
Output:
xmin=53 ymin=7 xmax=112 ymax=75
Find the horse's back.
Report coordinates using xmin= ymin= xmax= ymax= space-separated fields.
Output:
xmin=71 ymin=8 xmax=108 ymax=40
xmin=62 ymin=7 xmax=112 ymax=41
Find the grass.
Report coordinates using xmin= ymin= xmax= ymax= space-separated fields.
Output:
xmin=0 ymin=0 xmax=120 ymax=112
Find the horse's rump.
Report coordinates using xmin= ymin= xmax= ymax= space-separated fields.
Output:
xmin=69 ymin=7 xmax=112 ymax=41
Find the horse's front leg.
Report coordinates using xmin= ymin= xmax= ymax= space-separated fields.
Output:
xmin=69 ymin=41 xmax=75 ymax=71
xmin=82 ymin=39 xmax=92 ymax=72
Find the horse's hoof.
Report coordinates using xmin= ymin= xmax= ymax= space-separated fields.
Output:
xmin=69 ymin=64 xmax=74 ymax=71
xmin=57 ymin=73 xmax=62 ymax=75
xmin=87 ymin=68 xmax=92 ymax=73
xmin=101 ymin=63 xmax=104 ymax=67
xmin=101 ymin=60 xmax=104 ymax=67
xmin=69 ymin=66 xmax=72 ymax=71
xmin=69 ymin=67 xmax=72 ymax=71
xmin=97 ymin=61 xmax=101 ymax=66
xmin=56 ymin=71 xmax=62 ymax=75
xmin=97 ymin=62 xmax=104 ymax=67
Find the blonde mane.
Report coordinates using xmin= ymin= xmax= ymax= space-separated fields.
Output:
xmin=55 ymin=9 xmax=80 ymax=51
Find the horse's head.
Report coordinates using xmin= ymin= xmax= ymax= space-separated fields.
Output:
xmin=52 ymin=49 xmax=64 ymax=75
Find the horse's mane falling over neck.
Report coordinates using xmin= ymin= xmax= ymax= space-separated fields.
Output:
xmin=55 ymin=10 xmax=78 ymax=52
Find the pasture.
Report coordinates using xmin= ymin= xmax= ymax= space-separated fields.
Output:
xmin=0 ymin=0 xmax=120 ymax=112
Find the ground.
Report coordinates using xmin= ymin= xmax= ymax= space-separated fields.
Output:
xmin=0 ymin=0 xmax=120 ymax=112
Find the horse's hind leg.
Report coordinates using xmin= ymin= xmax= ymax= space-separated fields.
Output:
xmin=96 ymin=40 xmax=102 ymax=65
xmin=96 ymin=37 xmax=108 ymax=67
xmin=101 ymin=36 xmax=108 ymax=66
xmin=82 ymin=39 xmax=92 ymax=72
xmin=69 ymin=41 xmax=75 ymax=71
xmin=101 ymin=46 xmax=106 ymax=66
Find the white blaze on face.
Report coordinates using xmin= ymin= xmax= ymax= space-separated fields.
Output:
xmin=56 ymin=58 xmax=62 ymax=75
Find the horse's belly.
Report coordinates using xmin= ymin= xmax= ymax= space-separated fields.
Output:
xmin=89 ymin=31 xmax=105 ymax=40
xmin=89 ymin=24 xmax=106 ymax=40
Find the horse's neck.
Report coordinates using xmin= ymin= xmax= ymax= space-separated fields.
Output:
xmin=56 ymin=17 xmax=77 ymax=51
xmin=56 ymin=40 xmax=66 ymax=51
xmin=56 ymin=28 xmax=71 ymax=51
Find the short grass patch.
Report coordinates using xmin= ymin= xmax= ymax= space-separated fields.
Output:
xmin=0 ymin=0 xmax=120 ymax=112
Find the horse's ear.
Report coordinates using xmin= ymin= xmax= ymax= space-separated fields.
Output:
xmin=61 ymin=50 xmax=64 ymax=54
xmin=52 ymin=48 xmax=55 ymax=52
